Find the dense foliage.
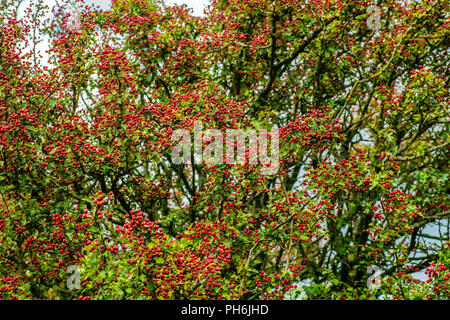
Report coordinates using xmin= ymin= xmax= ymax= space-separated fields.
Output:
xmin=0 ymin=0 xmax=448 ymax=299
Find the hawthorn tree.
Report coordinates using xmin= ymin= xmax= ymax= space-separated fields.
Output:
xmin=0 ymin=0 xmax=448 ymax=300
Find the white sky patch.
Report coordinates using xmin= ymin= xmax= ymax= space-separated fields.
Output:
xmin=79 ymin=0 xmax=209 ymax=14
xmin=76 ymin=0 xmax=208 ymax=15
xmin=166 ymin=0 xmax=208 ymax=16
xmin=83 ymin=0 xmax=112 ymax=11
xmin=16 ymin=0 xmax=207 ymax=68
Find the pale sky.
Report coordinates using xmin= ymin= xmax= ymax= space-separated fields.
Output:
xmin=16 ymin=0 xmax=208 ymax=67
xmin=166 ymin=0 xmax=208 ymax=16
xmin=84 ymin=0 xmax=208 ymax=16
